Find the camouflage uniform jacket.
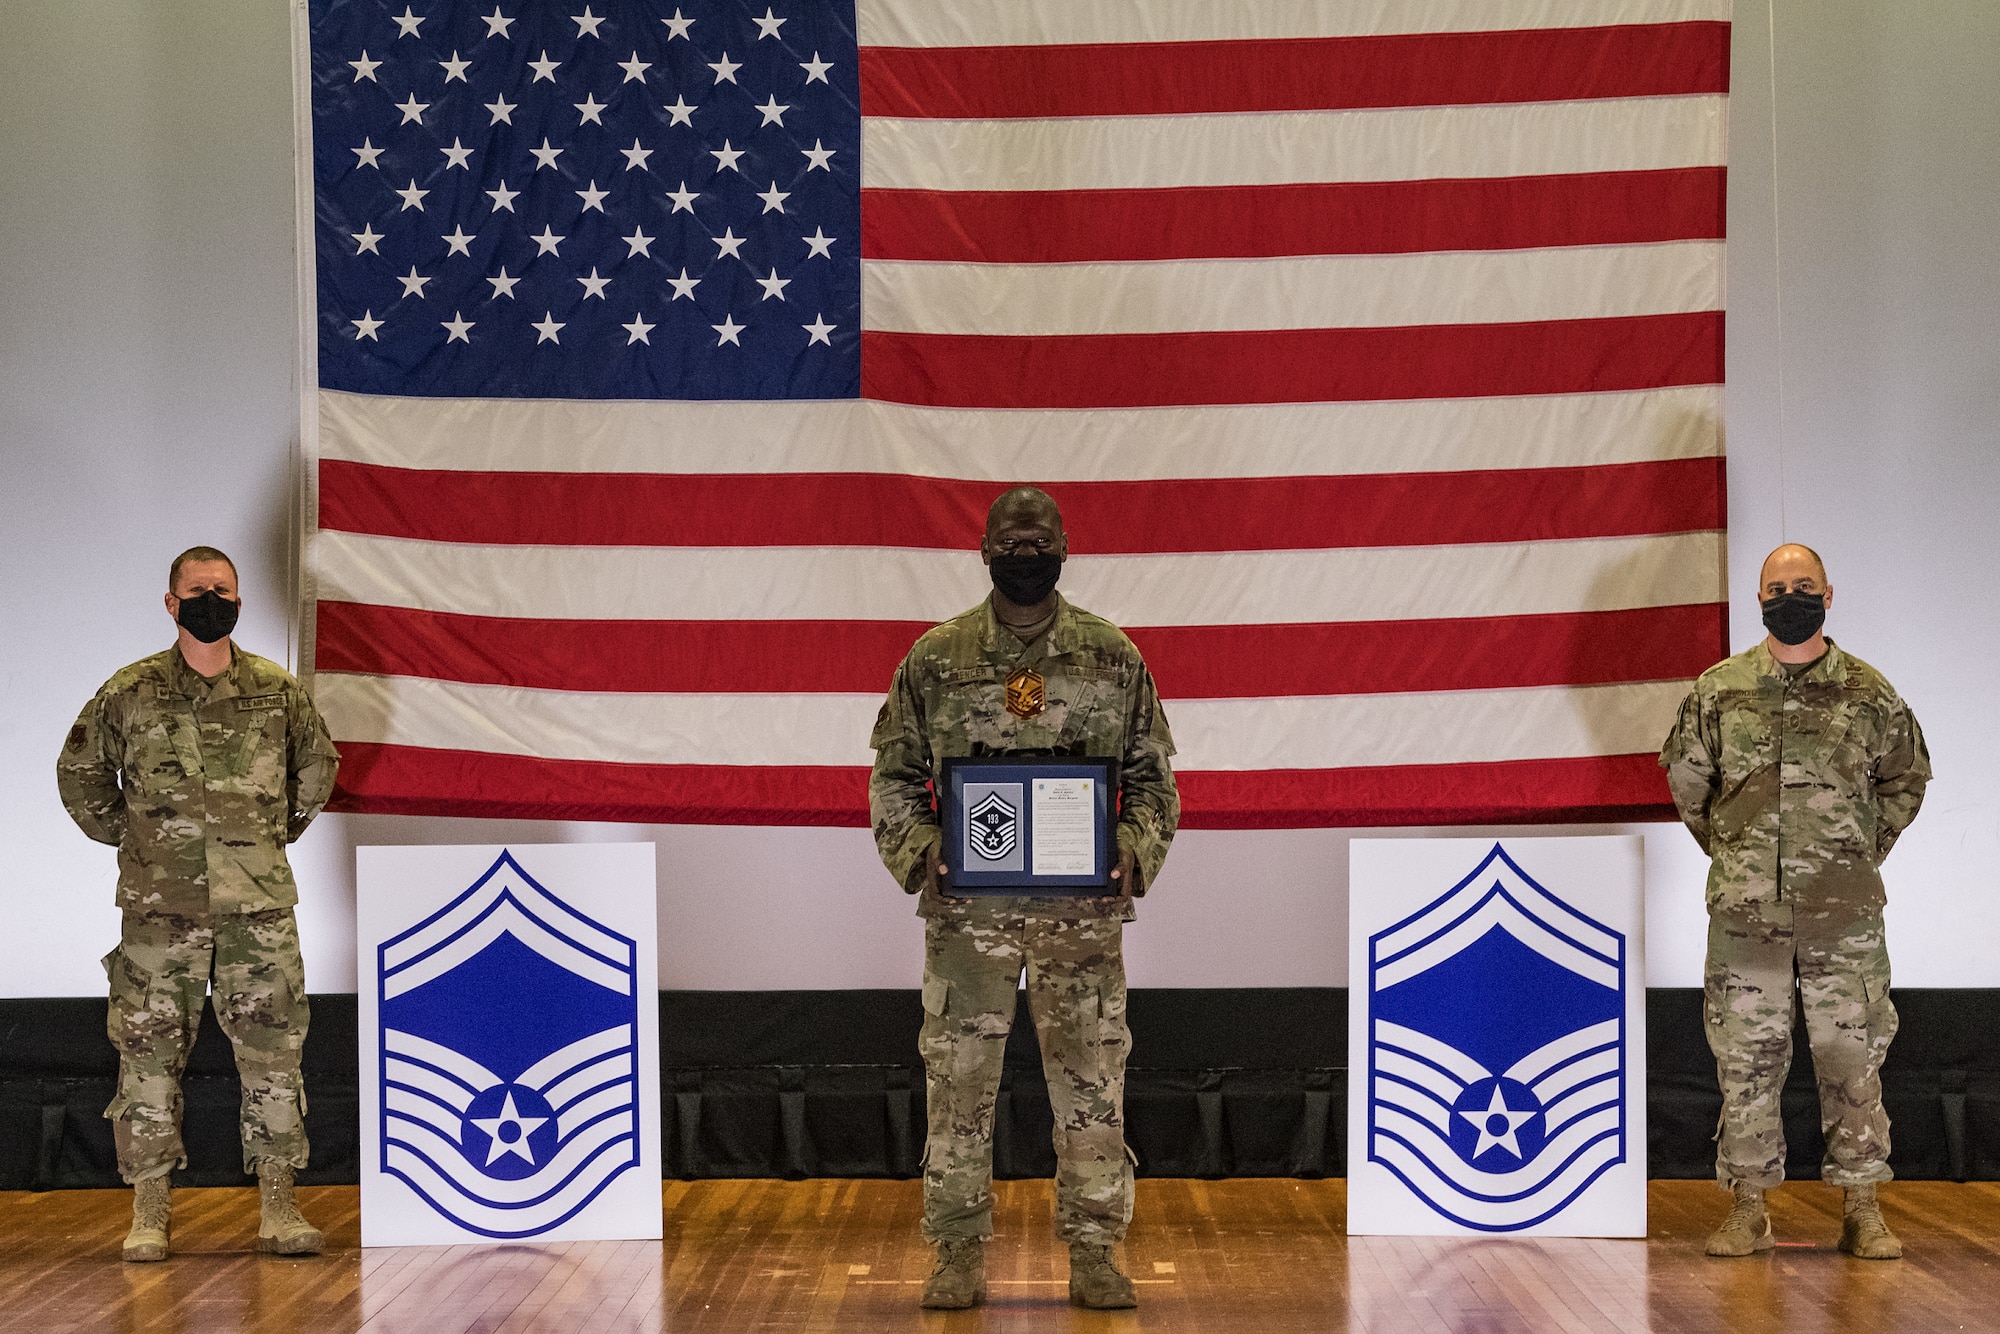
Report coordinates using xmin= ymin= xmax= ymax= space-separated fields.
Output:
xmin=57 ymin=647 xmax=341 ymax=916
xmin=869 ymin=595 xmax=1179 ymax=921
xmin=1659 ymin=638 xmax=1929 ymax=918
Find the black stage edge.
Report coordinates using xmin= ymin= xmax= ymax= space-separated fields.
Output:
xmin=4 ymin=989 xmax=1999 ymax=1189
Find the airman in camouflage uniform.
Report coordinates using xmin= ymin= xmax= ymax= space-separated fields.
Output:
xmin=870 ymin=489 xmax=1178 ymax=1310
xmin=57 ymin=547 xmax=339 ymax=1261
xmin=1661 ymin=544 xmax=1929 ymax=1260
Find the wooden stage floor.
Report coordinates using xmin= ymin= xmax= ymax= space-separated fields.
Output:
xmin=5 ymin=1179 xmax=1999 ymax=1333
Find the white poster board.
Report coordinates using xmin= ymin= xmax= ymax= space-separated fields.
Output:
xmin=1348 ymin=837 xmax=1646 ymax=1237
xmin=357 ymin=844 xmax=662 ymax=1247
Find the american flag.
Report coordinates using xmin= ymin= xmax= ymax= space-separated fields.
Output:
xmin=304 ymin=0 xmax=1729 ymax=828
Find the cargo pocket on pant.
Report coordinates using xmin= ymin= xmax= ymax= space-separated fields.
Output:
xmin=1074 ymin=989 xmax=1102 ymax=1085
xmin=277 ymin=946 xmax=311 ymax=1042
xmin=103 ymin=946 xmax=153 ymax=1041
xmin=101 ymin=946 xmax=151 ymax=1120
xmin=923 ymin=975 xmax=949 ymax=1018
xmin=1860 ymin=967 xmax=1898 ymax=1051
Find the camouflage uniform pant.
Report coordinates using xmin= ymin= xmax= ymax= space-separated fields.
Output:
xmin=1705 ymin=901 xmax=1897 ymax=1190
xmin=919 ymin=912 xmax=1132 ymax=1244
xmin=103 ymin=908 xmax=311 ymax=1182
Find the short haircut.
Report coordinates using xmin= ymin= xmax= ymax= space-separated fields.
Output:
xmin=169 ymin=546 xmax=238 ymax=591
xmin=985 ymin=485 xmax=1063 ymax=534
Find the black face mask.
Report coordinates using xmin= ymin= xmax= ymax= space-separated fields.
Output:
xmin=176 ymin=590 xmax=240 ymax=644
xmin=1760 ymin=590 xmax=1826 ymax=646
xmin=989 ymin=552 xmax=1063 ymax=607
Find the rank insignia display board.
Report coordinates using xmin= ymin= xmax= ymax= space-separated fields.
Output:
xmin=357 ymin=843 xmax=661 ymax=1246
xmin=1347 ymin=837 xmax=1646 ymax=1236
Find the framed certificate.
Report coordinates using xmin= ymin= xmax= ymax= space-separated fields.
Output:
xmin=939 ymin=756 xmax=1117 ymax=895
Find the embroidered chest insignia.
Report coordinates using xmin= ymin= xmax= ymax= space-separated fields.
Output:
xmin=1004 ymin=666 xmax=1046 ymax=719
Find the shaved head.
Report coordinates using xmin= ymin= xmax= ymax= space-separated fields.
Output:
xmin=1768 ymin=544 xmax=1832 ymax=588
xmin=985 ymin=486 xmax=1063 ymax=539
xmin=1759 ymin=543 xmax=1828 ymax=596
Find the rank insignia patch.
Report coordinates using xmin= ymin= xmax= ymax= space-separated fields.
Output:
xmin=967 ymin=790 xmax=1020 ymax=861
xmin=1005 ymin=667 xmax=1046 ymax=718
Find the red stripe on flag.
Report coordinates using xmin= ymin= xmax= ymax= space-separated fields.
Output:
xmin=314 ymin=602 xmax=1724 ymax=698
xmin=862 ymin=169 xmax=1727 ymax=263
xmin=861 ymin=312 xmax=1724 ymax=409
xmin=317 ymin=457 xmax=1724 ymax=552
xmin=1132 ymin=606 xmax=1727 ymax=698
xmin=317 ymin=606 xmax=930 ymax=694
xmin=859 ymin=22 xmax=1729 ymax=118
xmin=1175 ymin=753 xmax=1677 ymax=828
xmin=326 ymin=743 xmax=1675 ymax=827
xmin=328 ymin=743 xmax=874 ymax=825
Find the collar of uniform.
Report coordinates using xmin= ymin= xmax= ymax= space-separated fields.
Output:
xmin=1750 ymin=636 xmax=1847 ymax=685
xmin=978 ymin=592 xmax=1076 ymax=656
xmin=167 ymin=642 xmax=243 ymax=702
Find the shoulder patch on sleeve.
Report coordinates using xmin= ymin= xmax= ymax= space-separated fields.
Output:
xmin=66 ymin=724 xmax=88 ymax=753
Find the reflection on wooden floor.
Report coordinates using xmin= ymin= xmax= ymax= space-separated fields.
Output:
xmin=3 ymin=1179 xmax=1999 ymax=1333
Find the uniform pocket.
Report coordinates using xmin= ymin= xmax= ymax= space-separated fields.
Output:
xmin=103 ymin=945 xmax=150 ymax=1007
xmin=103 ymin=944 xmax=160 ymax=1051
xmin=125 ymin=735 xmax=187 ymax=795
xmin=1098 ymin=975 xmax=1127 ymax=1025
xmin=922 ymin=975 xmax=949 ymax=1018
xmin=1069 ymin=988 xmax=1103 ymax=1084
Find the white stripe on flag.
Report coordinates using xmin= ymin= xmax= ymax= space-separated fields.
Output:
xmin=317 ymin=386 xmax=1723 ymax=480
xmin=860 ymin=97 xmax=1724 ymax=192
xmin=862 ymin=242 xmax=1724 ymax=337
xmin=311 ymin=530 xmax=1724 ymax=626
xmin=856 ymin=0 xmax=1731 ymax=47
xmin=315 ymin=673 xmax=1686 ymax=772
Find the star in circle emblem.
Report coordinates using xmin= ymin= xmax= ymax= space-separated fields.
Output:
xmin=1004 ymin=666 xmax=1045 ymax=718
xmin=1459 ymin=1084 xmax=1538 ymax=1160
xmin=465 ymin=1085 xmax=554 ymax=1168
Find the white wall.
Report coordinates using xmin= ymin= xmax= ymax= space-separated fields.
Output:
xmin=3 ymin=3 xmax=1995 ymax=997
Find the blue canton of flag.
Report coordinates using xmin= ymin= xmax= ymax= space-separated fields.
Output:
xmin=311 ymin=0 xmax=860 ymax=399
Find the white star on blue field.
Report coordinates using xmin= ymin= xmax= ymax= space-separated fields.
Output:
xmin=312 ymin=0 xmax=860 ymax=399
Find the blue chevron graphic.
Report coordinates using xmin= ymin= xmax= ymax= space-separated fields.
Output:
xmin=1366 ymin=843 xmax=1627 ymax=1232
xmin=375 ymin=850 xmax=642 ymax=1239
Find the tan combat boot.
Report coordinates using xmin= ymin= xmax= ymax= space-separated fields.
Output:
xmin=122 ymin=1176 xmax=172 ymax=1262
xmin=919 ymin=1236 xmax=985 ymax=1309
xmin=1704 ymin=1180 xmax=1774 ymax=1257
xmin=1839 ymin=1183 xmax=1903 ymax=1259
xmin=256 ymin=1161 xmax=324 ymax=1256
xmin=1068 ymin=1241 xmax=1138 ymax=1309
